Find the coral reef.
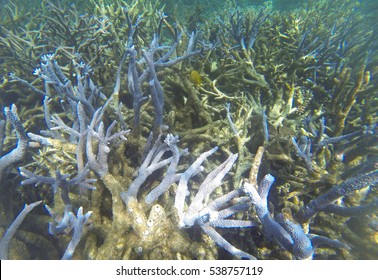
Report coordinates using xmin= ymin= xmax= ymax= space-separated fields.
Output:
xmin=0 ymin=0 xmax=377 ymax=259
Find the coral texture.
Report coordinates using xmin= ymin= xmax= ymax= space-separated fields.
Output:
xmin=0 ymin=0 xmax=377 ymax=259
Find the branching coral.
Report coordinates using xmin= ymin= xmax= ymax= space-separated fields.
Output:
xmin=0 ymin=0 xmax=377 ymax=260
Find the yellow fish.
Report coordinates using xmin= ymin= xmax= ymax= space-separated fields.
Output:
xmin=190 ymin=70 xmax=202 ymax=87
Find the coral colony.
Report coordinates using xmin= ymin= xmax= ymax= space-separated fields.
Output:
xmin=0 ymin=0 xmax=377 ymax=259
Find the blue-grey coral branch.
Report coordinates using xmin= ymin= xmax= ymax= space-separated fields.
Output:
xmin=122 ymin=134 xmax=177 ymax=206
xmin=20 ymin=167 xmax=96 ymax=206
xmin=175 ymin=151 xmax=255 ymax=259
xmin=125 ymin=30 xmax=201 ymax=135
xmin=0 ymin=105 xmax=29 ymax=182
xmin=296 ymin=169 xmax=378 ymax=223
xmin=0 ymin=201 xmax=42 ymax=260
xmin=244 ymin=175 xmax=294 ymax=251
xmin=62 ymin=207 xmax=92 ymax=260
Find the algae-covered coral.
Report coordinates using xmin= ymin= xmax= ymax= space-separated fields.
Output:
xmin=0 ymin=0 xmax=377 ymax=260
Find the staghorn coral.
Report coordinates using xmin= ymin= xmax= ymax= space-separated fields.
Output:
xmin=0 ymin=0 xmax=377 ymax=260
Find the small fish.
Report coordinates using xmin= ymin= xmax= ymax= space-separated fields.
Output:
xmin=189 ymin=70 xmax=202 ymax=87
